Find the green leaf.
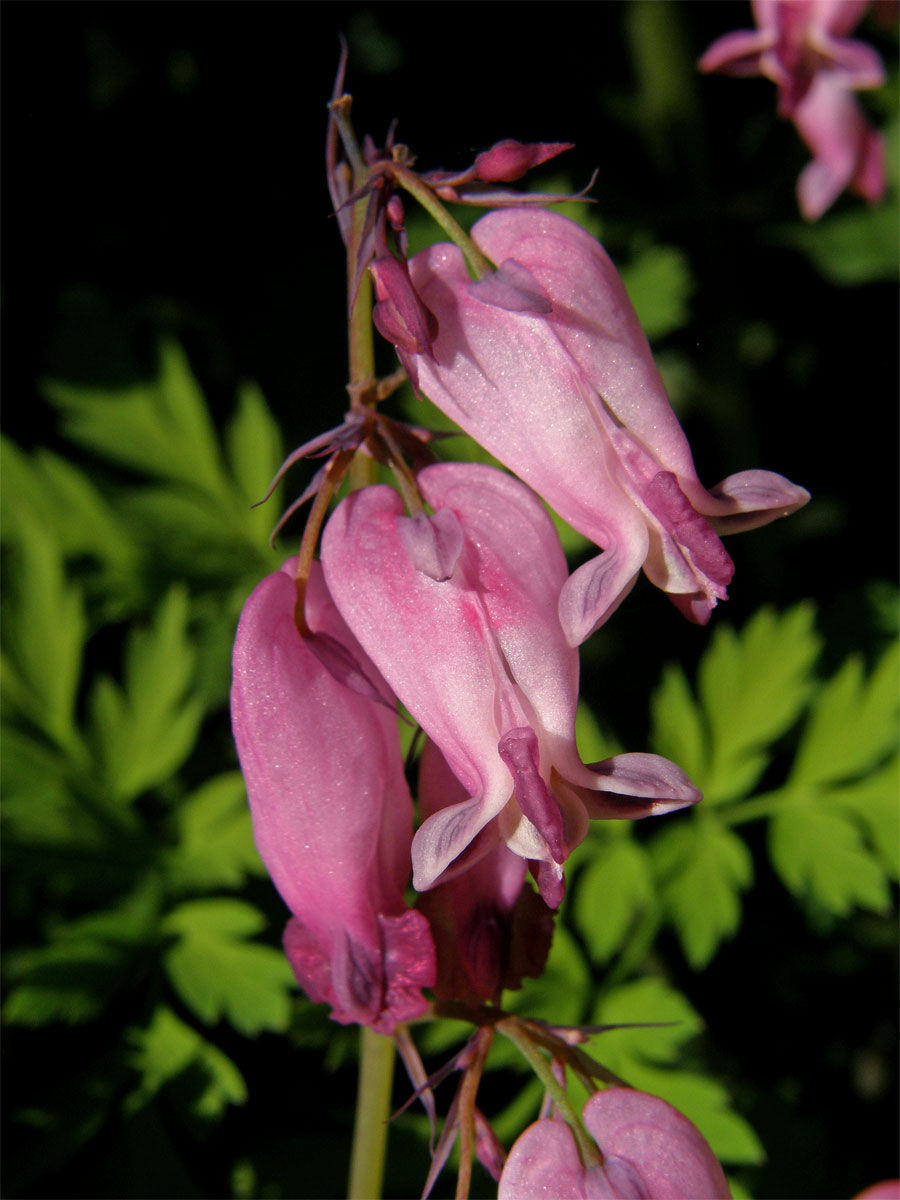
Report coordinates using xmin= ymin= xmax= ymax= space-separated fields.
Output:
xmin=697 ymin=605 xmax=820 ymax=802
xmin=782 ymin=201 xmax=900 ymax=286
xmin=619 ymin=244 xmax=694 ymax=342
xmin=769 ymin=801 xmax=891 ymax=917
xmin=164 ymin=772 xmax=265 ymax=892
xmin=125 ymin=1005 xmax=247 ymax=1118
xmin=1 ymin=514 xmax=86 ymax=749
xmin=86 ymin=585 xmax=205 ymax=802
xmin=225 ymin=379 xmax=283 ymax=529
xmin=588 ymin=979 xmax=763 ymax=1165
xmin=575 ymin=700 xmax=623 ymax=764
xmin=3 ymin=883 xmax=161 ymax=1025
xmin=790 ymin=642 xmax=899 ymax=787
xmin=651 ymin=815 xmax=753 ymax=967
xmin=42 ymin=339 xmax=232 ymax=501
xmin=573 ymin=836 xmax=654 ymax=963
xmin=828 ymin=756 xmax=900 ymax=879
xmin=650 ymin=661 xmax=706 ymax=783
xmin=163 ymin=898 xmax=295 ymax=1035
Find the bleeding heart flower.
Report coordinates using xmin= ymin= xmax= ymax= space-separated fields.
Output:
xmin=230 ymin=559 xmax=435 ymax=1032
xmin=402 ymin=209 xmax=808 ymax=644
xmin=498 ymin=1088 xmax=732 ymax=1199
xmin=321 ymin=462 xmax=701 ymax=906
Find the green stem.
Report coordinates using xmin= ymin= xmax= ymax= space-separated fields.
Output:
xmin=389 ymin=162 xmax=496 ymax=280
xmin=497 ymin=1018 xmax=602 ymax=1168
xmin=348 ymin=1027 xmax=395 ymax=1200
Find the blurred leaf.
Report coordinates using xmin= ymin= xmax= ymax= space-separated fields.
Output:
xmin=1 ymin=513 xmax=86 ymax=750
xmin=650 ymin=815 xmax=753 ymax=967
xmin=769 ymin=801 xmax=892 ymax=917
xmin=780 ymin=201 xmax=900 ymax=286
xmin=650 ymin=660 xmax=706 ymax=782
xmin=790 ymin=641 xmax=899 ymax=787
xmin=575 ymin=700 xmax=623 ymax=763
xmin=225 ymin=379 xmax=283 ymax=529
xmin=125 ymin=1004 xmax=247 ymax=1118
xmin=573 ymin=836 xmax=654 ymax=963
xmin=697 ymin=605 xmax=820 ymax=802
xmin=42 ymin=339 xmax=232 ymax=501
xmin=163 ymin=898 xmax=295 ymax=1035
xmin=164 ymin=772 xmax=265 ymax=892
xmin=620 ymin=244 xmax=694 ymax=341
xmin=4 ymin=882 xmax=161 ymax=1025
xmin=86 ymin=585 xmax=204 ymax=803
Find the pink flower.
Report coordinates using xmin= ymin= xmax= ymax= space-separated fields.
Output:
xmin=498 ymin=1088 xmax=732 ymax=1199
xmin=415 ymin=738 xmax=555 ymax=1005
xmin=404 ymin=209 xmax=809 ymax=645
xmin=793 ymin=70 xmax=887 ymax=218
xmin=854 ymin=1183 xmax=900 ymax=1200
xmin=698 ymin=0 xmax=885 ymax=116
xmin=321 ymin=462 xmax=701 ymax=906
xmin=699 ymin=0 xmax=886 ymax=218
xmin=230 ymin=559 xmax=435 ymax=1032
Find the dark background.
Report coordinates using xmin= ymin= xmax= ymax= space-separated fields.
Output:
xmin=2 ymin=3 xmax=897 ymax=1198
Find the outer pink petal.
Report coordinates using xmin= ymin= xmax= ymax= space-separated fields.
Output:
xmin=854 ymin=1182 xmax=900 ymax=1200
xmin=698 ymin=28 xmax=776 ymax=76
xmin=230 ymin=560 xmax=432 ymax=1029
xmin=321 ymin=464 xmax=575 ymax=887
xmin=794 ymin=74 xmax=876 ymax=218
xmin=468 ymin=209 xmax=700 ymax=485
xmin=583 ymin=1089 xmax=732 ymax=1200
xmin=498 ymin=1119 xmax=627 ymax=1199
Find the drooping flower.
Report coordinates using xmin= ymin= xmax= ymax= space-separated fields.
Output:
xmin=415 ymin=738 xmax=555 ymax=1005
xmin=792 ymin=69 xmax=887 ymax=218
xmin=699 ymin=0 xmax=886 ymax=218
xmin=698 ymin=0 xmax=885 ymax=115
xmin=401 ymin=208 xmax=808 ymax=645
xmin=230 ymin=558 xmax=435 ymax=1032
xmin=321 ymin=462 xmax=701 ymax=906
xmin=498 ymin=1088 xmax=732 ymax=1199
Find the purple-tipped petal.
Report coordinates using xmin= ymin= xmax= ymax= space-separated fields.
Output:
xmin=576 ymin=752 xmax=702 ymax=820
xmin=398 ymin=507 xmax=464 ymax=581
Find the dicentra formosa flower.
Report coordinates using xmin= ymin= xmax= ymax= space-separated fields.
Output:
xmin=230 ymin=559 xmax=434 ymax=1032
xmin=321 ymin=462 xmax=700 ymax=907
xmin=402 ymin=208 xmax=809 ymax=645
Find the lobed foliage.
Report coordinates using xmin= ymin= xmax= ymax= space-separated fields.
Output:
xmin=2 ymin=341 xmax=896 ymax=1197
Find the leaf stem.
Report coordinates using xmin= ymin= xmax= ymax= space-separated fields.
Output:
xmin=388 ymin=162 xmax=496 ymax=280
xmin=348 ymin=1027 xmax=395 ymax=1200
xmin=497 ymin=1017 xmax=602 ymax=1169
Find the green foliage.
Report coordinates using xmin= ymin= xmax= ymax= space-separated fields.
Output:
xmin=3 ymin=337 xmax=896 ymax=1198
xmin=619 ymin=243 xmax=694 ymax=342
xmin=2 ymin=342 xmax=293 ymax=1187
xmin=163 ymin=899 xmax=295 ymax=1035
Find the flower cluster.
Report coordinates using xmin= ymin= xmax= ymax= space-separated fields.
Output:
xmin=699 ymin=0 xmax=888 ymax=219
xmin=230 ymin=59 xmax=810 ymax=1198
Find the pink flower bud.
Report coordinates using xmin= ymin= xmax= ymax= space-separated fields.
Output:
xmin=321 ymin=463 xmax=700 ymax=905
xmin=369 ymin=253 xmax=438 ymax=387
xmin=474 ymin=139 xmax=574 ymax=183
xmin=498 ymin=1088 xmax=731 ymax=1199
xmin=230 ymin=559 xmax=435 ymax=1032
xmin=405 ymin=210 xmax=808 ymax=644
